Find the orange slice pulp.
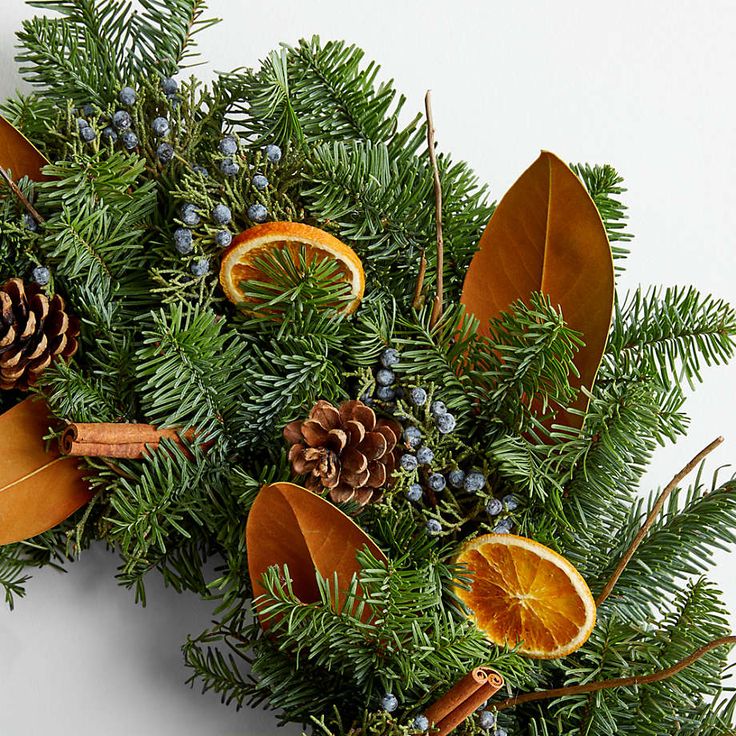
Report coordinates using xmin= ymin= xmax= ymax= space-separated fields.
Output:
xmin=455 ymin=533 xmax=597 ymax=659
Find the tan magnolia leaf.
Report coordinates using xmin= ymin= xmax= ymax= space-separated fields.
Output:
xmin=246 ymin=482 xmax=386 ymax=627
xmin=0 ymin=115 xmax=50 ymax=182
xmin=0 ymin=398 xmax=92 ymax=545
xmin=460 ymin=151 xmax=614 ymax=428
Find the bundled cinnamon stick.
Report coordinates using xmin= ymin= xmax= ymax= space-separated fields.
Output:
xmin=60 ymin=422 xmax=198 ymax=459
xmin=424 ymin=667 xmax=504 ymax=736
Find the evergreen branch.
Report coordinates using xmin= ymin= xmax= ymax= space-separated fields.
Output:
xmin=596 ymin=436 xmax=724 ymax=606
xmin=603 ymin=286 xmax=736 ymax=389
xmin=467 ymin=293 xmax=583 ymax=436
xmin=494 ymin=636 xmax=736 ymax=712
xmin=135 ymin=305 xmax=248 ymax=440
xmin=593 ymin=476 xmax=736 ymax=620
xmin=183 ymin=637 xmax=251 ymax=708
xmin=0 ymin=545 xmax=32 ymax=609
xmin=133 ymin=0 xmax=218 ymax=75
xmin=233 ymin=38 xmax=417 ymax=150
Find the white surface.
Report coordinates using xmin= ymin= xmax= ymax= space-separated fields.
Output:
xmin=1 ymin=1 xmax=735 ymax=734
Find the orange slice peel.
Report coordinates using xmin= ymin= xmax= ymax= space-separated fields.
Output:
xmin=455 ymin=533 xmax=596 ymax=659
xmin=219 ymin=221 xmax=365 ymax=314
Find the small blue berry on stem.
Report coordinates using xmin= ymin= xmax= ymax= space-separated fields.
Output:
xmin=162 ymin=77 xmax=178 ymax=96
xmin=264 ymin=143 xmax=282 ymax=163
xmin=212 ymin=203 xmax=232 ymax=225
xmin=430 ymin=400 xmax=447 ymax=416
xmin=174 ymin=228 xmax=193 ymax=254
xmin=413 ymin=714 xmax=430 ymax=732
xmin=403 ymin=426 xmax=422 ymax=448
xmin=101 ymin=127 xmax=117 ymax=143
xmin=80 ymin=125 xmax=96 ymax=142
xmin=192 ymin=164 xmax=209 ymax=178
xmin=485 ymin=498 xmax=503 ymax=516
xmin=381 ymin=693 xmax=399 ymax=713
xmin=428 ymin=473 xmax=446 ymax=492
xmin=119 ymin=86 xmax=136 ymax=106
xmin=503 ymin=494 xmax=519 ymax=511
xmin=406 ymin=484 xmax=423 ymax=502
xmin=400 ymin=454 xmax=418 ymax=472
xmin=436 ymin=412 xmax=456 ymax=434
xmin=220 ymin=158 xmax=240 ymax=176
xmin=416 ymin=446 xmax=434 ymax=465
xmin=22 ymin=213 xmax=38 ymax=232
xmin=380 ymin=347 xmax=400 ymax=368
xmin=247 ymin=203 xmax=268 ymax=223
xmin=426 ymin=519 xmax=442 ymax=535
xmin=215 ymin=230 xmax=232 ymax=248
xmin=375 ymin=386 xmax=396 ymax=401
xmin=493 ymin=518 xmax=514 ymax=534
xmin=375 ymin=368 xmax=395 ymax=387
xmin=448 ymin=468 xmax=465 ymax=489
xmin=121 ymin=131 xmax=138 ymax=150
xmin=219 ymin=136 xmax=238 ymax=155
xmin=190 ymin=258 xmax=210 ymax=277
xmin=76 ymin=118 xmax=89 ymax=131
xmin=180 ymin=203 xmax=200 ymax=226
xmin=31 ymin=266 xmax=50 ymax=286
xmin=152 ymin=116 xmax=170 ymax=137
xmin=113 ymin=110 xmax=132 ymax=130
xmin=409 ymin=386 xmax=427 ymax=406
xmin=478 ymin=710 xmax=496 ymax=730
xmin=464 ymin=471 xmax=486 ymax=494
xmin=156 ymin=142 xmax=174 ymax=163
xmin=252 ymin=174 xmax=269 ymax=191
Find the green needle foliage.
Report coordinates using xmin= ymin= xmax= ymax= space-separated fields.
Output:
xmin=1 ymin=2 xmax=736 ymax=735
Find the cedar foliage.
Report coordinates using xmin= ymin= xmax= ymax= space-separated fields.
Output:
xmin=1 ymin=2 xmax=735 ymax=735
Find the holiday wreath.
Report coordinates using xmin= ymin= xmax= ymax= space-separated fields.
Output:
xmin=1 ymin=2 xmax=735 ymax=734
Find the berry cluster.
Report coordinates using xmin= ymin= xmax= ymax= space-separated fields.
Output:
xmin=371 ymin=351 xmax=520 ymax=537
xmin=370 ymin=347 xmax=401 ymax=402
xmin=215 ymin=135 xmax=281 ymax=225
xmin=171 ymin=141 xmax=282 ymax=277
xmin=74 ymin=77 xmax=178 ymax=158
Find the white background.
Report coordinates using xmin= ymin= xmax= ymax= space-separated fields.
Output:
xmin=1 ymin=1 xmax=735 ymax=734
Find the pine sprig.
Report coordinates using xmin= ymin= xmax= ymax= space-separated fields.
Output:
xmin=603 ymin=285 xmax=736 ymax=389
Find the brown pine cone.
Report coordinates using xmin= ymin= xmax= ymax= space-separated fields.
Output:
xmin=0 ymin=278 xmax=79 ymax=391
xmin=284 ymin=399 xmax=402 ymax=506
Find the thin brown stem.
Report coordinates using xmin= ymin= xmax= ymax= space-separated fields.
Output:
xmin=0 ymin=165 xmax=45 ymax=224
xmin=412 ymin=249 xmax=428 ymax=310
xmin=596 ymin=436 xmax=724 ymax=607
xmin=425 ymin=90 xmax=444 ymax=328
xmin=494 ymin=635 xmax=736 ymax=711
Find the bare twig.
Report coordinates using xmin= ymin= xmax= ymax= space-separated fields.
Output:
xmin=0 ymin=165 xmax=45 ymax=224
xmin=493 ymin=635 xmax=736 ymax=711
xmin=425 ymin=90 xmax=444 ymax=328
xmin=596 ymin=436 xmax=724 ymax=607
xmin=411 ymin=249 xmax=428 ymax=310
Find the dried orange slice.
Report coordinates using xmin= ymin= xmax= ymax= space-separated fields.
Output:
xmin=455 ymin=534 xmax=596 ymax=659
xmin=219 ymin=221 xmax=365 ymax=314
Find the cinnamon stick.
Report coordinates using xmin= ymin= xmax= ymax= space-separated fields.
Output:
xmin=424 ymin=667 xmax=504 ymax=736
xmin=60 ymin=422 xmax=198 ymax=459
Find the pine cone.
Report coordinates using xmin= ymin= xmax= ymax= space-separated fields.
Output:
xmin=284 ymin=399 xmax=402 ymax=506
xmin=0 ymin=278 xmax=79 ymax=391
